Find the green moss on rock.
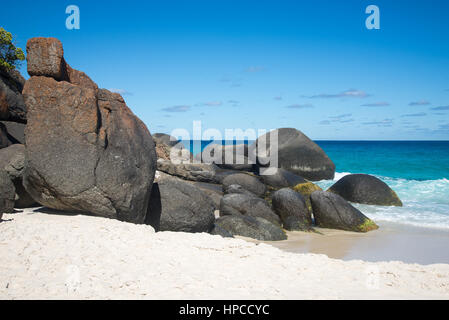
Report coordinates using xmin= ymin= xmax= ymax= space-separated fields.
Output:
xmin=357 ymin=219 xmax=379 ymax=233
xmin=292 ymin=182 xmax=322 ymax=212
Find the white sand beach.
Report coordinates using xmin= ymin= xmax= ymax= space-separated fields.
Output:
xmin=1 ymin=208 xmax=449 ymax=300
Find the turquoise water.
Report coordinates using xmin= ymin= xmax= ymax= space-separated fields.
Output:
xmin=315 ymin=141 xmax=449 ymax=230
xmin=316 ymin=141 xmax=449 ymax=181
xmin=186 ymin=140 xmax=449 ymax=230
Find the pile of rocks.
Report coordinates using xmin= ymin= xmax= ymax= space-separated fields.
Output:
xmin=1 ymin=36 xmax=402 ymax=241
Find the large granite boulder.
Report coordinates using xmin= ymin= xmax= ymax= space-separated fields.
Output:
xmin=145 ymin=178 xmax=215 ymax=233
xmin=0 ymin=144 xmax=37 ymax=208
xmin=222 ymin=173 xmax=266 ymax=197
xmin=310 ymin=191 xmax=378 ymax=232
xmin=214 ymin=215 xmax=287 ymax=241
xmin=0 ymin=66 xmax=27 ymax=123
xmin=254 ymin=128 xmax=335 ymax=181
xmin=272 ymin=188 xmax=312 ymax=231
xmin=328 ymin=174 xmax=403 ymax=207
xmin=220 ymin=193 xmax=281 ymax=226
xmin=157 ymin=159 xmax=218 ymax=183
xmin=22 ymin=37 xmax=157 ymax=223
xmin=259 ymin=167 xmax=306 ymax=189
xmin=0 ymin=170 xmax=15 ymax=214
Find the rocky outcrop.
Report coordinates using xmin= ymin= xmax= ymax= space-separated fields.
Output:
xmin=254 ymin=128 xmax=335 ymax=181
xmin=272 ymin=188 xmax=312 ymax=231
xmin=220 ymin=193 xmax=281 ymax=226
xmin=157 ymin=159 xmax=218 ymax=183
xmin=214 ymin=215 xmax=287 ymax=241
xmin=222 ymin=173 xmax=266 ymax=197
xmin=310 ymin=191 xmax=378 ymax=232
xmin=223 ymin=184 xmax=257 ymax=197
xmin=145 ymin=178 xmax=215 ymax=233
xmin=153 ymin=133 xmax=191 ymax=162
xmin=26 ymin=37 xmax=66 ymax=80
xmin=0 ymin=66 xmax=27 ymax=123
xmin=22 ymin=37 xmax=157 ymax=223
xmin=259 ymin=168 xmax=306 ymax=189
xmin=186 ymin=181 xmax=223 ymax=210
xmin=153 ymin=133 xmax=180 ymax=147
xmin=198 ymin=143 xmax=254 ymax=171
xmin=0 ymin=144 xmax=37 ymax=208
xmin=328 ymin=174 xmax=403 ymax=207
xmin=292 ymin=181 xmax=322 ymax=212
xmin=0 ymin=170 xmax=15 ymax=214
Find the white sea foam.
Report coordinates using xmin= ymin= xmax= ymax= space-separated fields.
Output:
xmin=332 ymin=171 xmax=352 ymax=181
xmin=316 ymin=173 xmax=449 ymax=230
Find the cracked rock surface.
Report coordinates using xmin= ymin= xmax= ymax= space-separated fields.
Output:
xmin=22 ymin=37 xmax=156 ymax=223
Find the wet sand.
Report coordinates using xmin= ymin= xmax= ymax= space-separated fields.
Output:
xmin=254 ymin=222 xmax=449 ymax=265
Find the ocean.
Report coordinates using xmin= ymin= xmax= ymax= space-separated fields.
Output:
xmin=314 ymin=141 xmax=449 ymax=231
xmin=185 ymin=140 xmax=449 ymax=230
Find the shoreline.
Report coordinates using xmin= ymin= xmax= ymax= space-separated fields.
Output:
xmin=1 ymin=208 xmax=449 ymax=299
xmin=247 ymin=221 xmax=449 ymax=265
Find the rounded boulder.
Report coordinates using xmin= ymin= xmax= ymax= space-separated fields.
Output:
xmin=145 ymin=178 xmax=216 ymax=233
xmin=310 ymin=191 xmax=378 ymax=232
xmin=328 ymin=174 xmax=402 ymax=206
xmin=222 ymin=173 xmax=266 ymax=197
xmin=272 ymin=188 xmax=312 ymax=231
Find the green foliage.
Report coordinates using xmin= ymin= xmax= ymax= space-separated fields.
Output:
xmin=0 ymin=27 xmax=25 ymax=70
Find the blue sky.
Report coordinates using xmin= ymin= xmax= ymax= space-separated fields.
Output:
xmin=2 ymin=0 xmax=449 ymax=140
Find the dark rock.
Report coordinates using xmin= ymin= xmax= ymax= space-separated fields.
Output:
xmin=260 ymin=168 xmax=306 ymax=189
xmin=213 ymin=167 xmax=245 ymax=184
xmin=209 ymin=224 xmax=234 ymax=238
xmin=187 ymin=181 xmax=223 ymax=210
xmin=145 ymin=178 xmax=215 ymax=233
xmin=223 ymin=184 xmax=257 ymax=197
xmin=222 ymin=173 xmax=266 ymax=197
xmin=0 ymin=122 xmax=13 ymax=149
xmin=0 ymin=170 xmax=15 ymax=214
xmin=220 ymin=193 xmax=281 ymax=226
xmin=0 ymin=66 xmax=27 ymax=123
xmin=292 ymin=181 xmax=323 ymax=212
xmin=254 ymin=128 xmax=335 ymax=181
xmin=197 ymin=143 xmax=255 ymax=171
xmin=153 ymin=133 xmax=180 ymax=147
xmin=272 ymin=188 xmax=312 ymax=231
xmin=214 ymin=215 xmax=287 ymax=241
xmin=328 ymin=174 xmax=403 ymax=207
xmin=22 ymin=38 xmax=157 ymax=223
xmin=0 ymin=144 xmax=37 ymax=208
xmin=0 ymin=121 xmax=25 ymax=144
xmin=157 ymin=159 xmax=218 ymax=183
xmin=153 ymin=133 xmax=191 ymax=162
xmin=310 ymin=191 xmax=378 ymax=232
